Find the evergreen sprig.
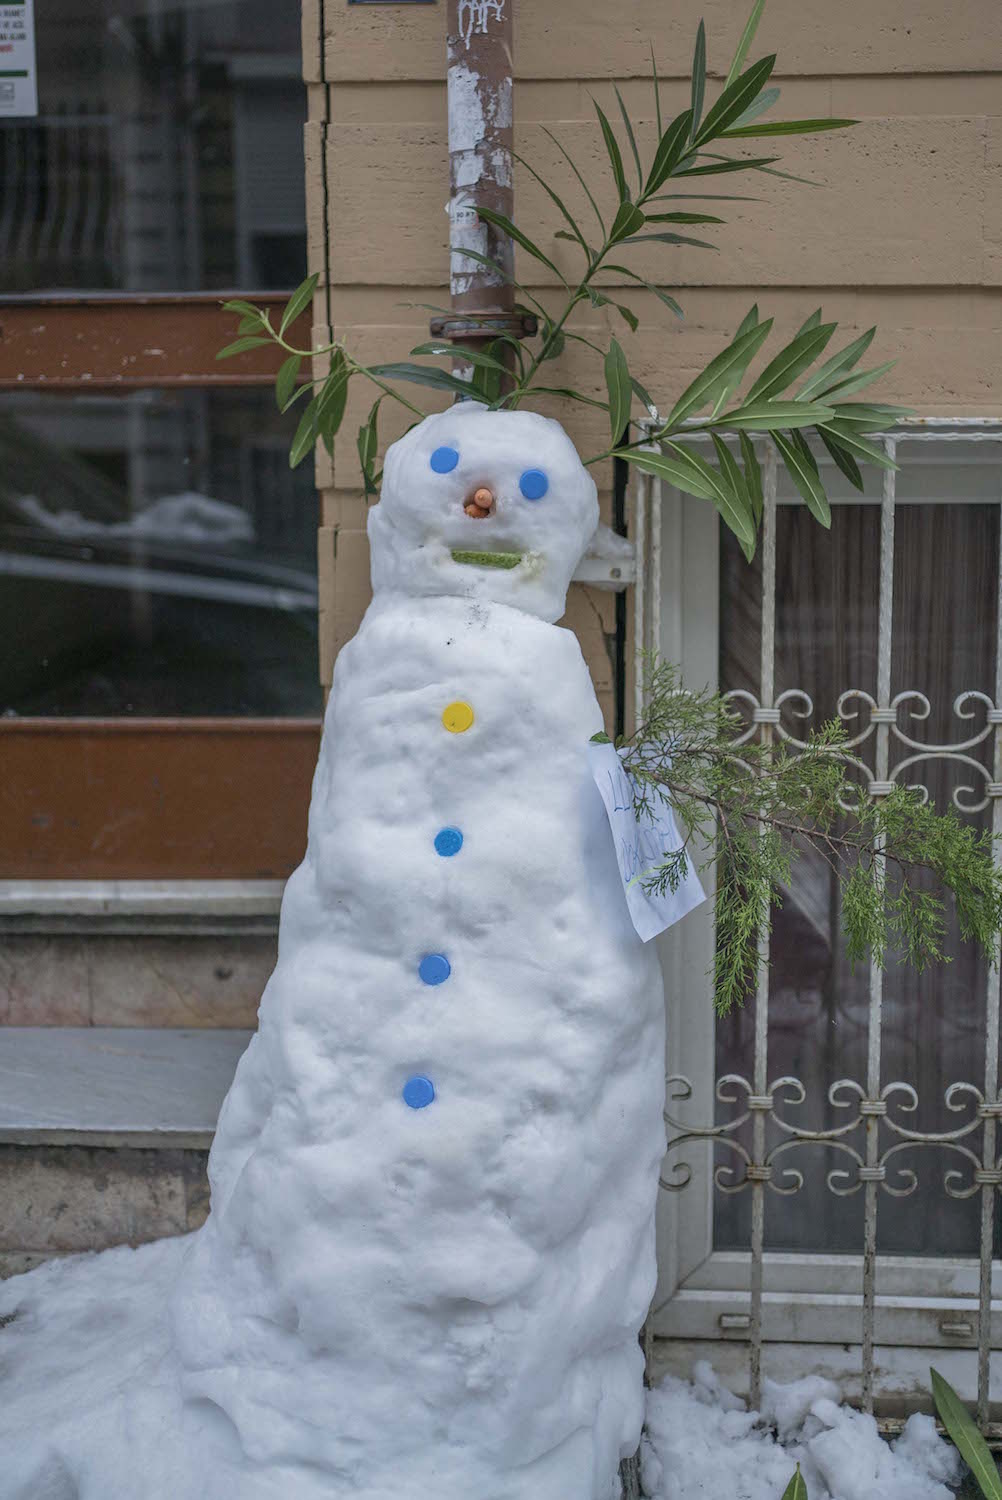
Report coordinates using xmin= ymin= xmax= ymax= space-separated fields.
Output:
xmin=218 ymin=0 xmax=907 ymax=556
xmin=616 ymin=660 xmax=1002 ymax=1016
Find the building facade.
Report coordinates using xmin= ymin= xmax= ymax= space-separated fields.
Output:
xmin=2 ymin=0 xmax=1002 ymax=1420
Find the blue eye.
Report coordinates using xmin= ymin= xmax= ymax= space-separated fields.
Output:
xmin=519 ymin=469 xmax=548 ymax=501
xmin=430 ymin=446 xmax=459 ymax=474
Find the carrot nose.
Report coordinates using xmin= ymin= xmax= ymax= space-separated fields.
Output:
xmin=464 ymin=486 xmax=494 ymax=519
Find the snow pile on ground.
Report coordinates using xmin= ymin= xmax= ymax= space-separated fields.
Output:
xmin=642 ymin=1361 xmax=963 ymax=1500
xmin=0 ymin=1245 xmax=967 ymax=1500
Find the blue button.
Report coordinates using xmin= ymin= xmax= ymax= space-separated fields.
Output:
xmin=434 ymin=827 xmax=464 ymax=857
xmin=403 ymin=1075 xmax=436 ymax=1109
xmin=430 ymin=445 xmax=459 ymax=474
xmin=419 ymin=953 xmax=451 ymax=985
xmin=519 ymin=468 xmax=548 ymax=500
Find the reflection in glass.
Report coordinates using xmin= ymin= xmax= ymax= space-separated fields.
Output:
xmin=0 ymin=390 xmax=320 ymax=716
xmin=0 ymin=0 xmax=306 ymax=292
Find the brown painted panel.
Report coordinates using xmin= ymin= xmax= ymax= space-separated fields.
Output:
xmin=0 ymin=721 xmax=322 ymax=879
xmin=324 ymin=0 xmax=1002 ymax=81
xmin=0 ymin=295 xmax=312 ymax=391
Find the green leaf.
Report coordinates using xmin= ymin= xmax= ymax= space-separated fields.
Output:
xmin=614 ymin=85 xmax=644 ymax=193
xmin=530 ymin=385 xmax=611 ymax=411
xmin=735 ymin=304 xmax=760 ymax=337
xmin=604 ymin=337 xmax=632 ymax=442
xmin=743 ymin=322 xmax=837 ymax=403
xmin=316 ymin=348 xmax=347 ymax=412
xmin=650 ymin=43 xmax=663 ymax=137
xmin=930 ymin=1368 xmax=1002 ymax=1500
xmin=712 ymin=432 xmax=757 ymax=559
xmin=724 ymin=0 xmax=766 ymax=90
xmin=780 ymin=1465 xmax=808 ymax=1500
xmin=275 ymin=354 xmax=302 ymax=412
xmin=816 ymin=360 xmax=896 ymax=401
xmin=644 ymin=109 xmax=694 ymax=196
xmin=280 ymin=272 xmax=319 ymax=335
xmin=512 ymin=149 xmax=590 ymax=257
xmin=795 ymin=308 xmax=823 ymax=336
xmin=690 ymin=21 xmax=706 ymax=139
xmin=729 ymin=85 xmax=781 ymax=130
xmin=739 ymin=431 xmax=764 ymax=520
xmin=665 ymin=317 xmax=773 ymax=427
xmin=632 ymin=375 xmax=660 ymax=416
xmin=645 ymin=211 xmax=725 ymax=224
xmin=317 ymin=367 xmax=349 ymax=455
xmin=357 ymin=398 xmax=383 ymax=495
xmin=593 ymin=98 xmax=629 ymax=203
xmin=773 ymin=430 xmax=831 ymax=526
xmin=216 ymin=335 xmax=272 ymax=360
xmin=289 ymin=397 xmax=319 ymax=469
xmin=721 ymin=117 xmax=856 ymax=138
xmin=590 ymin=730 xmax=612 ymax=744
xmin=649 ymin=191 xmax=763 ymax=202
xmin=605 ymin=265 xmax=684 ymax=318
xmin=723 ymin=398 xmax=836 ymax=430
xmin=674 ymin=155 xmax=781 ymax=178
xmin=238 ymin=313 xmax=263 ymax=334
xmin=664 ymin=440 xmax=758 ymax=549
xmin=708 ymin=305 xmax=761 ymax=415
xmin=624 ymin=232 xmax=718 ymax=250
xmin=819 ymin=420 xmax=898 ymax=469
xmin=829 ymin=401 xmax=912 ymax=430
xmin=818 ymin=427 xmax=864 ymax=491
xmin=540 ymin=126 xmax=606 ymax=236
xmin=609 ymin=201 xmax=646 ymax=244
xmin=798 ymin=327 xmax=877 ymax=398
xmin=616 ymin=445 xmax=762 ymax=556
xmin=693 ymin=54 xmax=776 ymax=147
xmin=475 ymin=206 xmax=567 ymax=283
xmin=616 ymin=446 xmax=718 ymax=502
xmin=539 ymin=324 xmax=566 ymax=361
xmin=614 ymin=302 xmax=639 ymax=333
xmin=367 ymin=361 xmax=487 ymax=399
xmin=222 ymin=298 xmax=265 ymax=320
xmin=409 ymin=341 xmax=510 ymax=375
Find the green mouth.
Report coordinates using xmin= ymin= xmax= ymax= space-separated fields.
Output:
xmin=451 ymin=549 xmax=522 ymax=571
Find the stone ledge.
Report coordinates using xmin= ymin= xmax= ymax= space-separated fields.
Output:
xmin=0 ymin=1028 xmax=251 ymax=1148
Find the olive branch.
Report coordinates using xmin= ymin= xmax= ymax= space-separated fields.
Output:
xmin=217 ymin=0 xmax=908 ymax=558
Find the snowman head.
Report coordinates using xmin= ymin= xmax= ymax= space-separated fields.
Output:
xmin=367 ymin=404 xmax=599 ymax=622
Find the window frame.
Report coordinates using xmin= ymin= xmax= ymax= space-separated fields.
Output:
xmin=0 ymin=290 xmax=322 ymax=886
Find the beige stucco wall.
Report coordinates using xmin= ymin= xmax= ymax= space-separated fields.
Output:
xmin=302 ymin=0 xmax=1002 ymax=710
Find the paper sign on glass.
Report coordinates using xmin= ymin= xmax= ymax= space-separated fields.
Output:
xmin=588 ymin=739 xmax=705 ymax=942
xmin=0 ymin=0 xmax=38 ymax=118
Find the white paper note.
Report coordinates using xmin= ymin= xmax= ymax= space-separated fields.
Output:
xmin=588 ymin=739 xmax=705 ymax=942
xmin=0 ymin=0 xmax=38 ymax=118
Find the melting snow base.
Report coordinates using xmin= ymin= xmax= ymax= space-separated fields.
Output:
xmin=0 ymin=1238 xmax=968 ymax=1499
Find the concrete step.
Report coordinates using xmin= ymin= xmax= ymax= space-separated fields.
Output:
xmin=0 ymin=1027 xmax=251 ymax=1276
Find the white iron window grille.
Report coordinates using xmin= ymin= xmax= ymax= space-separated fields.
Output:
xmin=636 ymin=418 xmax=1002 ymax=1431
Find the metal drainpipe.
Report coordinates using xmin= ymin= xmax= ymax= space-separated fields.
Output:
xmin=432 ymin=0 xmax=536 ymax=372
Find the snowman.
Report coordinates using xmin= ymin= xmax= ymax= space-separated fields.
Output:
xmin=0 ymin=404 xmax=667 ymax=1500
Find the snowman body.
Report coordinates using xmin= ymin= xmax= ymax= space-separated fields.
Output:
xmin=170 ymin=405 xmax=666 ymax=1499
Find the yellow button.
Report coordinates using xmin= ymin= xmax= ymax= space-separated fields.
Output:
xmin=442 ymin=700 xmax=475 ymax=734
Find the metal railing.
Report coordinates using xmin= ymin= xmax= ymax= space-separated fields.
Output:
xmin=635 ymin=418 xmax=1002 ymax=1427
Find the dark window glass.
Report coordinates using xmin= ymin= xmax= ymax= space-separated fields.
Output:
xmin=0 ymin=0 xmax=306 ymax=293
xmin=0 ymin=390 xmax=320 ymax=716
